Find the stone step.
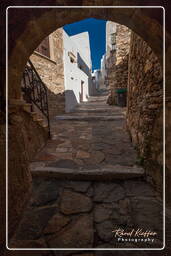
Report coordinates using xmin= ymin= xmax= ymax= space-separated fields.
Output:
xmin=36 ymin=118 xmax=44 ymax=126
xmin=73 ymin=108 xmax=117 ymax=113
xmin=30 ymin=112 xmax=38 ymax=121
xmin=72 ymin=111 xmax=124 ymax=116
xmin=75 ymin=108 xmax=113 ymax=112
xmin=80 ymin=103 xmax=108 ymax=107
xmin=87 ymin=99 xmax=107 ymax=103
xmin=55 ymin=115 xmax=124 ymax=121
xmin=76 ymin=105 xmax=122 ymax=110
xmin=31 ymin=165 xmax=145 ymax=181
xmin=23 ymin=103 xmax=32 ymax=112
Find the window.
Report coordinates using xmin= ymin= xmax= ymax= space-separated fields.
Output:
xmin=70 ymin=57 xmax=75 ymax=63
xmin=36 ymin=37 xmax=50 ymax=58
xmin=68 ymin=52 xmax=77 ymax=63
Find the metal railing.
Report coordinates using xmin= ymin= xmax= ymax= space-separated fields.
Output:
xmin=22 ymin=60 xmax=50 ymax=137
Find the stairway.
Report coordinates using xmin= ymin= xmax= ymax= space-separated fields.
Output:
xmin=31 ymin=92 xmax=141 ymax=180
xmin=10 ymin=92 xmax=165 ymax=250
xmin=21 ymin=59 xmax=50 ymax=136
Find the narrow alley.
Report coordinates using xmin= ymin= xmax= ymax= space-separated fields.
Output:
xmin=10 ymin=91 xmax=165 ymax=250
xmin=3 ymin=4 xmax=171 ymax=256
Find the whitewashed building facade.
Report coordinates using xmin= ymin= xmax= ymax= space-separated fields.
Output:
xmin=63 ymin=31 xmax=93 ymax=112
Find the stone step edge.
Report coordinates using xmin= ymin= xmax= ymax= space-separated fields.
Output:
xmin=31 ymin=165 xmax=145 ymax=181
xmin=70 ymin=113 xmax=125 ymax=117
xmin=73 ymin=108 xmax=120 ymax=111
xmin=72 ymin=110 xmax=124 ymax=114
xmin=55 ymin=115 xmax=124 ymax=121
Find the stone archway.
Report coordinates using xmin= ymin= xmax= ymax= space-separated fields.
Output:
xmin=5 ymin=4 xmax=171 ymax=250
xmin=8 ymin=7 xmax=165 ymax=99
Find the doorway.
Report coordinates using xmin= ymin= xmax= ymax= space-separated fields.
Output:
xmin=80 ymin=80 xmax=84 ymax=102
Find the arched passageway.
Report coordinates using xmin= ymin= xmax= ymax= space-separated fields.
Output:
xmin=2 ymin=3 xmax=171 ymax=253
xmin=8 ymin=7 xmax=165 ymax=99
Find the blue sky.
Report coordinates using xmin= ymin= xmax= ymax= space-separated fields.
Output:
xmin=64 ymin=18 xmax=106 ymax=71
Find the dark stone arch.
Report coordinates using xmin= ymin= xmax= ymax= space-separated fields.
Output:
xmin=2 ymin=1 xmax=171 ymax=252
xmin=8 ymin=7 xmax=165 ymax=98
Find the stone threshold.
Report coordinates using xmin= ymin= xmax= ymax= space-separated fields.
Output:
xmin=55 ymin=115 xmax=124 ymax=121
xmin=31 ymin=165 xmax=145 ymax=181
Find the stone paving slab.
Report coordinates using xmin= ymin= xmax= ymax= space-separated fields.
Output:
xmin=11 ymin=93 xmax=168 ymax=251
xmin=34 ymin=111 xmax=137 ymax=167
xmin=11 ymin=177 xmax=165 ymax=250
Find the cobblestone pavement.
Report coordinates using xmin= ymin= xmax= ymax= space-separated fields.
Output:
xmin=10 ymin=92 xmax=171 ymax=254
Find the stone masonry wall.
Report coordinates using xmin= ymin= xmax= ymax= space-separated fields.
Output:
xmin=105 ymin=21 xmax=116 ymax=92
xmin=107 ymin=24 xmax=130 ymax=104
xmin=7 ymin=105 xmax=48 ymax=241
xmin=114 ymin=25 xmax=130 ymax=96
xmin=6 ymin=29 xmax=64 ymax=243
xmin=166 ymin=101 xmax=171 ymax=205
xmin=127 ymin=32 xmax=163 ymax=192
xmin=105 ymin=50 xmax=116 ymax=93
xmin=30 ymin=28 xmax=65 ymax=119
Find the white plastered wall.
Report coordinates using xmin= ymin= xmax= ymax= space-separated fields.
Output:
xmin=63 ymin=30 xmax=92 ymax=112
